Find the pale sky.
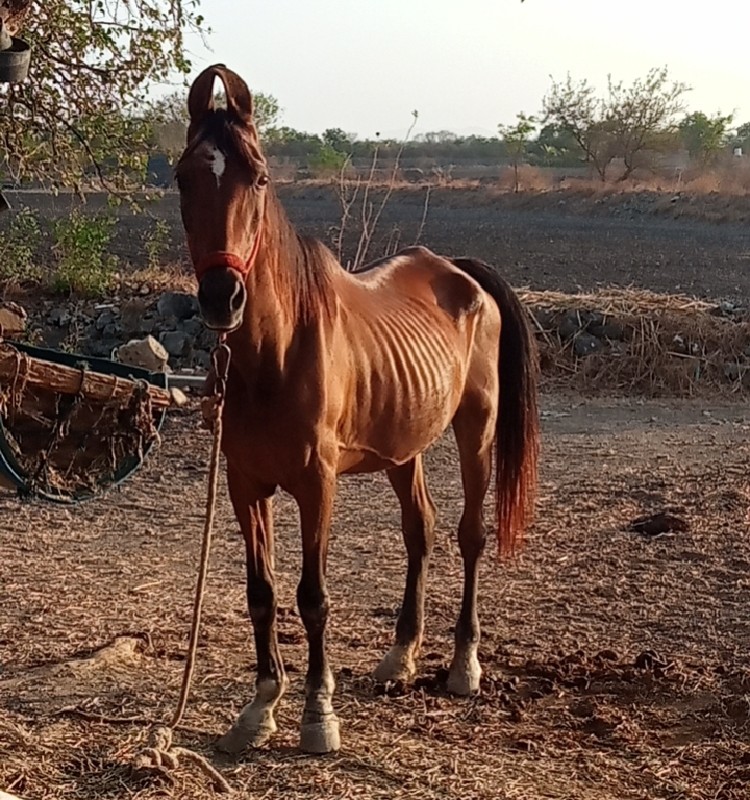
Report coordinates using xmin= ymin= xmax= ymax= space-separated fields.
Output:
xmin=177 ymin=0 xmax=749 ymax=139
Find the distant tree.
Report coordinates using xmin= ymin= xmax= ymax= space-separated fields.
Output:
xmin=606 ymin=68 xmax=688 ymax=179
xmin=543 ymin=74 xmax=618 ymax=181
xmin=498 ymin=113 xmax=537 ymax=192
xmin=0 ymin=0 xmax=203 ymax=195
xmin=143 ymin=87 xmax=280 ymax=167
xmin=143 ymin=91 xmax=189 ymax=163
xmin=416 ymin=130 xmax=459 ymax=144
xmin=528 ymin=123 xmax=583 ymax=167
xmin=544 ymin=67 xmax=689 ymax=181
xmin=322 ymin=128 xmax=356 ymax=152
xmin=729 ymin=121 xmax=750 ymax=155
xmin=678 ymin=112 xmax=734 ymax=165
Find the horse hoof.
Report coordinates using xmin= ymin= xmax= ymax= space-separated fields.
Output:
xmin=299 ymin=716 xmax=341 ymax=754
xmin=446 ymin=656 xmax=481 ymax=696
xmin=373 ymin=647 xmax=416 ymax=684
xmin=216 ymin=718 xmax=276 ymax=754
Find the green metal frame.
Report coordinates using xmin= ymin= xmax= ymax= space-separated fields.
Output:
xmin=0 ymin=341 xmax=168 ymax=504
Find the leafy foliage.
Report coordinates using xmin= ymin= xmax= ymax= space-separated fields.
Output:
xmin=143 ymin=218 xmax=171 ymax=269
xmin=498 ymin=113 xmax=537 ymax=192
xmin=308 ymin=144 xmax=349 ymax=176
xmin=0 ymin=0 xmax=204 ymax=195
xmin=733 ymin=122 xmax=750 ymax=150
xmin=0 ymin=205 xmax=42 ymax=286
xmin=52 ymin=211 xmax=118 ymax=296
xmin=679 ymin=112 xmax=734 ymax=164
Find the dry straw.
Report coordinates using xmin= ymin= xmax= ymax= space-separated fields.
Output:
xmin=519 ymin=288 xmax=750 ymax=397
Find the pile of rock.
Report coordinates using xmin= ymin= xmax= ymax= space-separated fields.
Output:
xmin=8 ymin=288 xmax=750 ymax=397
xmin=530 ymin=306 xmax=627 ymax=357
xmin=526 ymin=295 xmax=750 ymax=395
xmin=38 ymin=291 xmax=218 ymax=372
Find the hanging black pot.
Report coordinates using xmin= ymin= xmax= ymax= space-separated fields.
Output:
xmin=0 ymin=35 xmax=29 ymax=82
xmin=0 ymin=16 xmax=30 ymax=83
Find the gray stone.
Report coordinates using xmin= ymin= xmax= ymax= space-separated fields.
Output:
xmin=95 ymin=309 xmax=118 ymax=331
xmin=589 ymin=321 xmax=626 ymax=340
xmin=140 ymin=315 xmax=157 ymax=335
xmin=48 ymin=307 xmax=72 ymax=327
xmin=557 ymin=312 xmax=581 ymax=340
xmin=120 ymin=299 xmax=149 ymax=335
xmin=581 ymin=311 xmax=605 ymax=329
xmin=573 ymin=333 xmax=602 ymax=357
xmin=159 ymin=330 xmax=191 ymax=357
xmin=116 ymin=335 xmax=170 ymax=372
xmin=88 ymin=340 xmax=120 ymax=358
xmin=179 ymin=317 xmax=204 ymax=337
xmin=193 ymin=349 xmax=212 ymax=370
xmin=198 ymin=326 xmax=218 ymax=350
xmin=156 ymin=291 xmax=199 ymax=321
xmin=102 ymin=323 xmax=119 ymax=339
xmin=531 ymin=307 xmax=556 ymax=330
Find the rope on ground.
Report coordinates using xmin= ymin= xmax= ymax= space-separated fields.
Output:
xmin=130 ymin=338 xmax=233 ymax=795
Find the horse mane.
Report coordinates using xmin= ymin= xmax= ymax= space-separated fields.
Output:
xmin=177 ymin=109 xmax=337 ymax=323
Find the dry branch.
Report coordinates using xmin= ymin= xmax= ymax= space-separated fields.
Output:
xmin=0 ymin=342 xmax=182 ymax=410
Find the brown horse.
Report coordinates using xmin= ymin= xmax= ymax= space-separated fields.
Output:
xmin=176 ymin=64 xmax=540 ymax=755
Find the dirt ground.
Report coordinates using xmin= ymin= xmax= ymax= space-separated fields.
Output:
xmin=1 ymin=395 xmax=749 ymax=800
xmin=2 ymin=189 xmax=750 ymax=798
xmin=7 ymin=186 xmax=750 ymax=300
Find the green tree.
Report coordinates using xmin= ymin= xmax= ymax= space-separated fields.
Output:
xmin=145 ymin=87 xmax=281 ymax=161
xmin=678 ymin=111 xmax=733 ymax=164
xmin=528 ymin=123 xmax=583 ymax=167
xmin=606 ymin=67 xmax=688 ymax=179
xmin=322 ymin=128 xmax=355 ymax=152
xmin=731 ymin=122 xmax=750 ymax=154
xmin=544 ymin=67 xmax=689 ymax=181
xmin=0 ymin=0 xmax=203 ymax=195
xmin=498 ymin=113 xmax=537 ymax=192
xmin=543 ymin=74 xmax=618 ymax=181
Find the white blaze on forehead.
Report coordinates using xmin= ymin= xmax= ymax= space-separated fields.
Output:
xmin=206 ymin=145 xmax=226 ymax=187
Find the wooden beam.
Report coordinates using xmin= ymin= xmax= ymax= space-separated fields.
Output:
xmin=0 ymin=342 xmax=183 ymax=410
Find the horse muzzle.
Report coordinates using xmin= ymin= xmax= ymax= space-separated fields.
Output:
xmin=197 ymin=268 xmax=247 ymax=332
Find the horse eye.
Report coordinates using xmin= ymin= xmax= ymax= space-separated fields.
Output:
xmin=256 ymin=174 xmax=269 ymax=187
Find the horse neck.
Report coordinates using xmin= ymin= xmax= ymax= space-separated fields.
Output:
xmin=229 ymin=189 xmax=324 ymax=379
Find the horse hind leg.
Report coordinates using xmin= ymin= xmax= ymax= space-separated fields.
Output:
xmin=373 ymin=456 xmax=436 ymax=683
xmin=446 ymin=396 xmax=495 ymax=695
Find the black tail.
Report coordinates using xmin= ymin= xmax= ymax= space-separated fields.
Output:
xmin=451 ymin=257 xmax=540 ymax=558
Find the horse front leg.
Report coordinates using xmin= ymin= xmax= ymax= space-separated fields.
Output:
xmin=293 ymin=462 xmax=340 ymax=754
xmin=216 ymin=466 xmax=286 ymax=754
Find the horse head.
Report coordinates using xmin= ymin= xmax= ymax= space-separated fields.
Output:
xmin=176 ymin=64 xmax=270 ymax=332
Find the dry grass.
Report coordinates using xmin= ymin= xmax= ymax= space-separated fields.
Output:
xmin=521 ymin=288 xmax=750 ymax=397
xmin=121 ymin=262 xmax=196 ymax=296
xmin=286 ymin=161 xmax=750 ymax=197
xmin=1 ymin=400 xmax=750 ymax=798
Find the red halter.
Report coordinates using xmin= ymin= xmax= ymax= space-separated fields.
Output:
xmin=194 ymin=224 xmax=264 ymax=281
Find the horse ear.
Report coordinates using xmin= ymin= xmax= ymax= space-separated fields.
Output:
xmin=188 ymin=64 xmax=254 ymax=127
xmin=187 ymin=65 xmax=221 ymax=125
xmin=215 ymin=66 xmax=255 ymax=123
